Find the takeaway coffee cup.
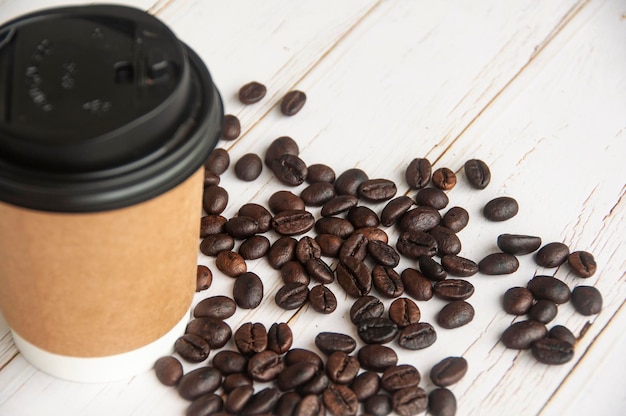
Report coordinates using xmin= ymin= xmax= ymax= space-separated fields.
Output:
xmin=0 ymin=5 xmax=223 ymax=382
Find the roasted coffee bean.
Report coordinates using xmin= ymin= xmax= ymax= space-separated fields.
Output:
xmin=280 ymin=261 xmax=310 ymax=285
xmin=275 ymin=391 xmax=302 ymax=416
xmin=225 ymin=385 xmax=254 ymax=414
xmin=381 ymin=364 xmax=421 ymax=391
xmin=323 ymin=384 xmax=358 ymax=416
xmin=433 ymin=279 xmax=474 ymax=301
xmin=280 ymin=90 xmax=307 ymax=116
xmin=186 ymin=318 xmax=232 ymax=349
xmin=299 ymin=371 xmax=331 ymax=395
xmin=241 ymin=387 xmax=281 ymax=416
xmin=203 ymin=185 xmax=228 ymax=215
xmin=300 ymin=181 xmax=336 ymax=206
xmin=527 ymin=275 xmax=571 ymax=304
xmin=549 ymin=325 xmax=576 ymax=345
xmin=295 ymin=236 xmax=321 ymax=263
xmin=247 ymin=350 xmax=284 ymax=382
xmin=358 ymin=178 xmax=398 ymax=202
xmin=438 ymin=300 xmax=474 ymax=329
xmin=464 ymin=159 xmax=491 ymax=189
xmin=364 ymin=394 xmax=392 ymax=416
xmin=339 ymin=233 xmax=369 ymax=262
xmin=532 ymin=338 xmax=574 ymax=365
xmin=212 ymin=350 xmax=248 ymax=375
xmin=388 ymin=297 xmax=421 ymax=328
xmin=269 ymin=236 xmax=297 ymax=269
xmin=397 ymin=322 xmax=437 ymax=350
xmin=501 ymin=320 xmax=548 ymax=349
xmin=234 ymin=153 xmax=263 ymax=181
xmin=497 ymin=233 xmax=542 ymax=255
xmin=368 ymin=240 xmax=400 ymax=267
xmin=405 ymin=158 xmax=431 ymax=189
xmin=285 ymin=348 xmax=324 ymax=371
xmin=354 ymin=226 xmax=389 ymax=244
xmin=315 ymin=216 xmax=355 ymax=238
xmin=357 ymin=317 xmax=398 ymax=344
xmin=200 ymin=233 xmax=235 ymax=256
xmin=336 ymin=257 xmax=372 ymax=297
xmin=306 ymin=258 xmax=335 ymax=284
xmin=335 ymin=168 xmax=369 ymax=196
xmin=400 ymin=268 xmax=433 ymax=301
xmin=239 ymin=81 xmax=266 ymax=104
xmin=396 ymin=230 xmax=438 ymax=259
xmin=478 ymin=252 xmax=519 ymax=275
xmin=315 ymin=332 xmax=357 ymax=356
xmin=224 ymin=216 xmax=259 ymax=239
xmin=154 ymin=356 xmax=183 ymax=386
xmin=357 ymin=344 xmax=398 ymax=372
xmin=235 ymin=322 xmax=268 ymax=356
xmin=441 ymin=206 xmax=469 ymax=233
xmin=222 ymin=373 xmax=253 ymax=393
xmin=178 ymin=367 xmax=222 ymax=401
xmin=502 ymin=286 xmax=534 ymax=315
xmin=429 ymin=225 xmax=462 ymax=255
xmin=203 ymin=171 xmax=220 ymax=187
xmin=267 ymin=322 xmax=293 ymax=354
xmin=187 ymin=394 xmax=224 ymax=416
xmin=414 ymin=187 xmax=449 ymax=209
xmin=483 ymin=196 xmax=518 ymax=221
xmin=321 ymin=195 xmax=358 ymax=217
xmin=430 ymin=356 xmax=468 ymax=387
xmin=196 ymin=265 xmax=212 ymax=292
xmin=205 ymin=148 xmax=230 ymax=175
xmin=398 ymin=206 xmax=441 ymax=233
xmin=275 ymin=282 xmax=309 ymax=310
xmin=295 ymin=394 xmax=325 ymax=416
xmin=441 ymin=254 xmax=478 ymax=277
xmin=307 ymin=163 xmax=336 ymax=184
xmin=432 ymin=167 xmax=457 ymax=190
xmin=351 ymin=371 xmax=381 ymax=402
xmin=350 ymin=295 xmax=385 ymax=324
xmin=309 ymin=284 xmax=338 ymax=314
xmin=200 ymin=214 xmax=227 ymax=237
xmin=326 ymin=351 xmax=360 ymax=385
xmin=571 ymin=285 xmax=603 ymax=315
xmin=216 ymin=250 xmax=247 ymax=277
xmin=272 ymin=210 xmax=315 ymax=236
xmin=269 ymin=190 xmax=306 ymax=213
xmin=175 ymin=334 xmax=210 ymax=363
xmin=372 ymin=265 xmax=404 ymax=298
xmin=418 ymin=255 xmax=447 ymax=281
xmin=238 ymin=204 xmax=272 ymax=233
xmin=381 ymin=196 xmax=414 ymax=227
xmin=265 ymin=136 xmax=300 ymax=166
xmin=233 ymin=272 xmax=264 ymax=309
xmin=271 ymin=154 xmax=308 ymax=186
xmin=428 ymin=388 xmax=457 ymax=416
xmin=568 ymin=251 xmax=597 ymax=277
xmin=347 ymin=205 xmax=380 ymax=228
xmin=528 ymin=299 xmax=558 ymax=324
xmin=239 ymin=235 xmax=271 ymax=260
xmin=392 ymin=386 xmax=428 ymax=416
xmin=535 ymin=242 xmax=570 ymax=268
xmin=277 ymin=361 xmax=318 ymax=391
xmin=221 ymin=114 xmax=240 ymax=140
xmin=315 ymin=233 xmax=344 ymax=257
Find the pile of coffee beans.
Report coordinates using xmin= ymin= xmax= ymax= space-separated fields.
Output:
xmin=155 ymin=82 xmax=603 ymax=416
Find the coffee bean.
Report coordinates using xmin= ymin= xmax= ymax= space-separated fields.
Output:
xmin=397 ymin=322 xmax=437 ymax=350
xmin=429 ymin=225 xmax=462 ymax=256
xmin=372 ymin=265 xmax=404 ymax=298
xmin=433 ymin=279 xmax=474 ymax=301
xmin=239 ymin=235 xmax=271 ymax=260
xmin=203 ymin=185 xmax=228 ymax=215
xmin=418 ymin=255 xmax=447 ymax=281
xmin=265 ymin=136 xmax=300 ymax=166
xmin=415 ymin=187 xmax=449 ymax=209
xmin=396 ymin=230 xmax=438 ymax=259
xmin=239 ymin=81 xmax=266 ymax=104
xmin=234 ymin=322 xmax=268 ymax=356
xmin=497 ymin=234 xmax=542 ymax=255
xmin=200 ymin=233 xmax=235 ymax=256
xmin=568 ymin=251 xmax=597 ymax=277
xmin=203 ymin=171 xmax=220 ymax=187
xmin=187 ymin=394 xmax=224 ymax=416
xmin=336 ymin=257 xmax=372 ymax=297
xmin=295 ymin=236 xmax=321 ymax=263
xmin=502 ymin=287 xmax=534 ymax=315
xmin=295 ymin=394 xmax=325 ymax=416
xmin=275 ymin=282 xmax=309 ymax=310
xmin=326 ymin=351 xmax=360 ymax=385
xmin=392 ymin=386 xmax=428 ymax=416
xmin=216 ymin=250 xmax=247 ymax=277
xmin=247 ymin=350 xmax=284 ymax=382
xmin=222 ymin=373 xmax=253 ymax=393
xmin=428 ymin=388 xmax=457 ymax=416
xmin=464 ymin=159 xmax=491 ymax=189
xmin=315 ymin=233 xmax=344 ymax=257
xmin=275 ymin=391 xmax=301 ymax=416
xmin=400 ymin=268 xmax=433 ymax=301
xmin=205 ymin=148 xmax=230 ymax=175
xmin=381 ymin=364 xmax=421 ymax=392
xmin=571 ymin=285 xmax=603 ymax=315
xmin=339 ymin=233 xmax=369 ymax=262
xmin=429 ymin=356 xmax=468 ymax=387
xmin=528 ymin=299 xmax=558 ymax=323
xmin=272 ymin=209 xmax=315 ymax=235
xmin=234 ymin=153 xmax=263 ymax=181
xmin=300 ymin=181 xmax=336 ymax=206
xmin=347 ymin=205 xmax=380 ymax=228
xmin=335 ymin=168 xmax=369 ymax=196
xmin=357 ymin=317 xmax=398 ymax=344
xmin=388 ymin=297 xmax=421 ymax=328
xmin=277 ymin=361 xmax=318 ymax=391
xmin=354 ymin=226 xmax=389 ymax=244
xmin=549 ymin=325 xmax=576 ymax=345
xmin=196 ymin=265 xmax=212 ymax=292
xmin=154 ymin=356 xmax=183 ymax=386
xmin=233 ymin=272 xmax=264 ymax=309
xmin=285 ymin=348 xmax=324 ymax=371
xmin=321 ymin=195 xmax=358 ymax=217
xmin=437 ymin=300 xmax=475 ymax=329
xmin=268 ymin=236 xmax=297 ymax=269
xmin=527 ymin=275 xmax=571 ymax=304
xmin=358 ymin=178 xmax=398 ymax=202
xmin=531 ymin=338 xmax=574 ymax=365
xmin=267 ymin=322 xmax=293 ymax=354
xmin=398 ymin=206 xmax=441 ymax=233
xmin=280 ymin=90 xmax=307 ymax=116
xmin=269 ymin=190 xmax=306 ymax=213
xmin=368 ymin=240 xmax=400 ymax=267
xmin=307 ymin=163 xmax=336 ymax=183
xmin=483 ymin=196 xmax=518 ymax=221
xmin=501 ymin=320 xmax=548 ymax=349
xmin=186 ymin=318 xmax=232 ymax=349
xmin=323 ymin=384 xmax=359 ymax=416
xmin=280 ymin=261 xmax=310 ymax=285
xmin=351 ymin=371 xmax=381 ymax=402
xmin=200 ymin=214 xmax=227 ymax=237
xmin=535 ymin=242 xmax=570 ymax=268
xmin=178 ymin=367 xmax=222 ymax=401
xmin=380 ymin=196 xmax=414 ymax=227
xmin=225 ymin=385 xmax=254 ymax=414
xmin=306 ymin=258 xmax=335 ymax=284
xmin=175 ymin=334 xmax=210 ymax=362
xmin=441 ymin=254 xmax=478 ymax=277
xmin=315 ymin=216 xmax=355 ymax=238
xmin=357 ymin=344 xmax=398 ymax=372
xmin=315 ymin=332 xmax=357 ymax=356
xmin=241 ymin=387 xmax=281 ymax=416
xmin=221 ymin=114 xmax=240 ymax=140
xmin=224 ymin=215 xmax=259 ymax=239
xmin=432 ymin=167 xmax=457 ymax=190
xmin=478 ymin=252 xmax=520 ymax=275
xmin=405 ymin=158 xmax=431 ymax=189
xmin=212 ymin=350 xmax=248 ymax=375
xmin=271 ymin=154 xmax=308 ymax=186
xmin=350 ymin=295 xmax=385 ymax=324
xmin=364 ymin=394 xmax=392 ymax=416
xmin=441 ymin=206 xmax=469 ymax=233
xmin=309 ymin=284 xmax=338 ymax=314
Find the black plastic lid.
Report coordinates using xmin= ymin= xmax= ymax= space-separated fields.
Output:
xmin=0 ymin=4 xmax=222 ymax=212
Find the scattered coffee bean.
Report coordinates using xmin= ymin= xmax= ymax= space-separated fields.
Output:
xmin=280 ymin=90 xmax=307 ymax=115
xmin=200 ymin=214 xmax=227 ymax=237
xmin=307 ymin=163 xmax=336 ymax=183
xmin=414 ymin=187 xmax=449 ymax=209
xmin=502 ymin=287 xmax=534 ymax=315
xmin=334 ymin=168 xmax=369 ymax=196
xmin=186 ymin=317 xmax=232 ymax=349
xmin=372 ymin=265 xmax=404 ymax=298
xmin=321 ymin=195 xmax=358 ymax=217
xmin=285 ymin=348 xmax=324 ymax=370
xmin=368 ymin=240 xmax=400 ymax=267
xmin=178 ymin=366 xmax=222 ymax=401
xmin=430 ymin=356 xmax=468 ymax=387
xmin=275 ymin=282 xmax=309 ymax=310
xmin=549 ymin=325 xmax=576 ymax=346
xmin=271 ymin=154 xmax=308 ymax=186
xmin=186 ymin=393 xmax=223 ymax=416
xmin=357 ymin=344 xmax=398 ymax=372
xmin=478 ymin=252 xmax=520 ymax=275
xmin=266 ymin=322 xmax=293 ymax=354
xmin=397 ymin=322 xmax=437 ymax=350
xmin=280 ymin=260 xmax=310 ymax=285
xmin=272 ymin=209 xmax=315 ymax=235
xmin=222 ymin=373 xmax=253 ymax=393
xmin=154 ymin=356 xmax=183 ymax=386
xmin=196 ymin=265 xmax=212 ymax=292
xmin=405 ymin=158 xmax=432 ymax=189
xmin=364 ymin=394 xmax=392 ymax=416
xmin=358 ymin=178 xmax=398 ymax=202
xmin=437 ymin=300 xmax=475 ymax=329
xmin=571 ymin=285 xmax=603 ymax=315
xmin=381 ymin=196 xmax=414 ymax=227
xmin=531 ymin=338 xmax=574 ymax=365
xmin=194 ymin=295 xmax=237 ymax=320
xmin=265 ymin=136 xmax=300 ymax=166
xmin=221 ymin=114 xmax=241 ymax=140
xmin=295 ymin=394 xmax=324 ymax=416
xmin=315 ymin=216 xmax=355 ymax=238
xmin=268 ymin=236 xmax=297 ymax=269
xmin=315 ymin=332 xmax=357 ymax=356
xmin=200 ymin=233 xmax=235 ymax=256
xmin=501 ymin=320 xmax=548 ymax=349
xmin=497 ymin=233 xmax=542 ymax=255
xmin=339 ymin=233 xmax=369 ymax=263
xmin=308 ymin=284 xmax=338 ymax=314
xmin=381 ymin=364 xmax=421 ymax=392
xmin=212 ymin=350 xmax=248 ymax=375
xmin=239 ymin=234 xmax=271 ymax=260
xmin=398 ymin=206 xmax=441 ymax=233
xmin=322 ymin=384 xmax=359 ymax=416
xmin=392 ymin=386 xmax=428 ymax=416
xmin=269 ymin=190 xmax=306 ymax=213
xmin=528 ymin=299 xmax=558 ymax=324
xmin=432 ymin=167 xmax=457 ymax=190
xmin=336 ymin=257 xmax=372 ymax=298
xmin=295 ymin=236 xmax=321 ymax=263
xmin=568 ymin=250 xmax=597 ymax=277
xmin=464 ymin=159 xmax=491 ymax=189
xmin=225 ymin=385 xmax=254 ymax=414
xmin=234 ymin=153 xmax=263 ymax=181
xmin=418 ymin=255 xmax=447 ymax=281
xmin=441 ymin=206 xmax=469 ymax=232
xmin=400 ymin=268 xmax=433 ymax=301
xmin=535 ymin=242 xmax=570 ymax=268
xmin=241 ymin=387 xmax=280 ymax=416
xmin=233 ymin=272 xmax=264 ymax=309
xmin=483 ymin=196 xmax=518 ymax=221
xmin=205 ymin=148 xmax=230 ymax=175
xmin=202 ymin=185 xmax=229 ymax=215
xmin=350 ymin=295 xmax=385 ymax=324
xmin=315 ymin=233 xmax=344 ymax=257
xmin=275 ymin=391 xmax=301 ymax=416
xmin=326 ymin=351 xmax=360 ymax=385
xmin=357 ymin=317 xmax=399 ymax=344
xmin=396 ymin=230 xmax=438 ymax=259
xmin=224 ymin=215 xmax=259 ymax=239
xmin=441 ymin=254 xmax=478 ymax=277
xmin=433 ymin=279 xmax=475 ymax=301
xmin=348 ymin=205 xmax=380 ymax=228
xmin=527 ymin=275 xmax=571 ymax=304
xmin=234 ymin=322 xmax=268 ymax=356
xmin=351 ymin=371 xmax=381 ymax=402
xmin=216 ymin=250 xmax=247 ymax=277
xmin=428 ymin=388 xmax=457 ymax=416
xmin=247 ymin=350 xmax=284 ymax=382
xmin=388 ymin=297 xmax=421 ymax=328
xmin=239 ymin=81 xmax=267 ymax=104
xmin=203 ymin=171 xmax=220 ymax=187
xmin=306 ymin=258 xmax=335 ymax=284
xmin=429 ymin=225 xmax=462 ymax=256
xmin=300 ymin=372 xmax=331 ymax=397
xmin=355 ymin=226 xmax=389 ymax=243
xmin=300 ymin=181 xmax=336 ymax=206
xmin=277 ymin=361 xmax=318 ymax=391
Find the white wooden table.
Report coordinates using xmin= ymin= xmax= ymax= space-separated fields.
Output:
xmin=0 ymin=0 xmax=624 ymax=415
